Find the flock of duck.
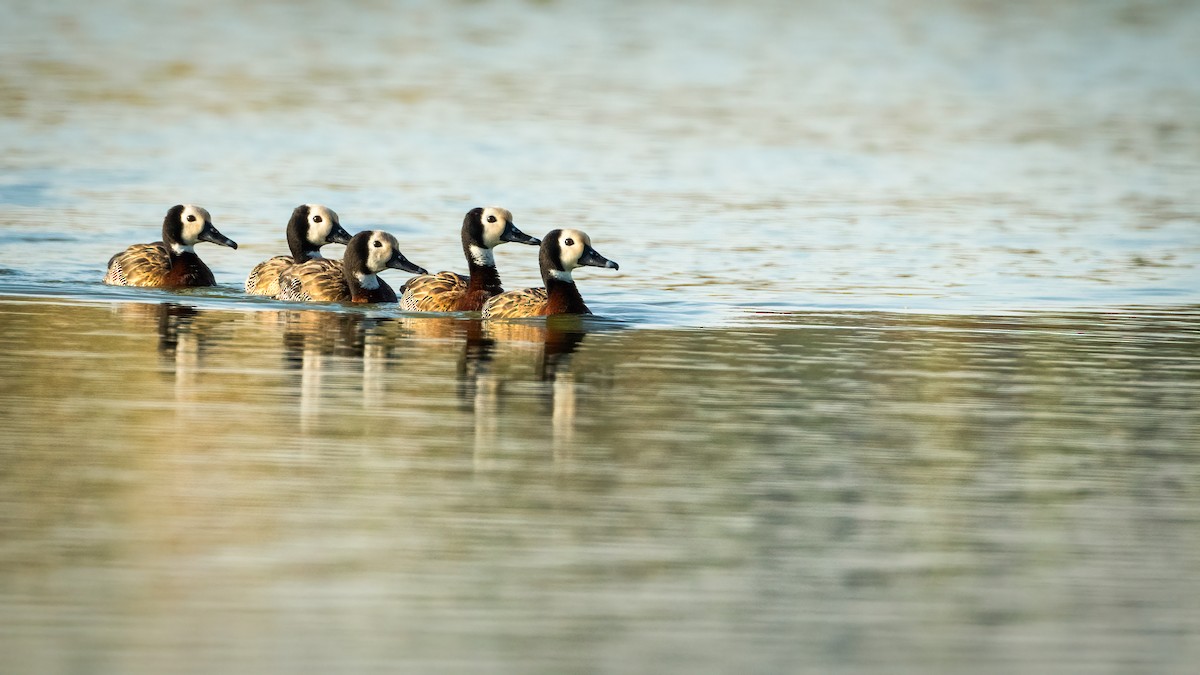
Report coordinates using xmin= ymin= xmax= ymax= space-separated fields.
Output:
xmin=103 ymin=204 xmax=619 ymax=319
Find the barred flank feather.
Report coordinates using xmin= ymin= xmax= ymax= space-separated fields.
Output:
xmin=104 ymin=243 xmax=173 ymax=286
xmin=277 ymin=258 xmax=348 ymax=302
xmin=245 ymin=255 xmax=295 ymax=296
xmin=103 ymin=242 xmax=217 ymax=287
xmin=481 ymin=287 xmax=550 ymax=319
xmin=399 ymin=272 xmax=470 ymax=312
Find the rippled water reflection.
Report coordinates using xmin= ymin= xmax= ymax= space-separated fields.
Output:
xmin=2 ymin=297 xmax=1199 ymax=672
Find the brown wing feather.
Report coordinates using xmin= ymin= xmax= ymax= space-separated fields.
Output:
xmin=481 ymin=287 xmax=549 ymax=320
xmin=399 ymin=271 xmax=469 ymax=312
xmin=277 ymin=258 xmax=349 ymax=302
xmin=104 ymin=243 xmax=171 ymax=287
xmin=245 ymin=255 xmax=295 ymax=296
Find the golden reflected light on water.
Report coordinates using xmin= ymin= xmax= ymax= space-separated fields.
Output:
xmin=1 ymin=296 xmax=1198 ymax=671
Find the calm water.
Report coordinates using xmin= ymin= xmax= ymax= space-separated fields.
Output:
xmin=2 ymin=0 xmax=1200 ymax=672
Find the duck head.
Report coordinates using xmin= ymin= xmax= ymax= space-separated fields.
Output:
xmin=163 ymin=204 xmax=237 ymax=254
xmin=287 ymin=204 xmax=352 ymax=259
xmin=463 ymin=206 xmax=540 ymax=266
xmin=540 ymin=228 xmax=618 ymax=283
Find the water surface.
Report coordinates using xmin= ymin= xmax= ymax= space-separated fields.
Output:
xmin=2 ymin=297 xmax=1199 ymax=672
xmin=2 ymin=0 xmax=1200 ymax=672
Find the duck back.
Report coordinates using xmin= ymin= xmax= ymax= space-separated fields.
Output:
xmin=400 ymin=272 xmax=474 ymax=311
xmin=245 ymin=255 xmax=296 ymax=296
xmin=104 ymin=242 xmax=216 ymax=287
xmin=481 ymin=287 xmax=551 ymax=319
xmin=277 ymin=258 xmax=348 ymax=302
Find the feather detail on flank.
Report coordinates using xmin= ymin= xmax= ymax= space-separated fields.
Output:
xmin=480 ymin=287 xmax=551 ymax=319
xmin=245 ymin=255 xmax=296 ymax=297
xmin=104 ymin=243 xmax=175 ymax=287
xmin=398 ymin=272 xmax=471 ymax=312
xmin=277 ymin=258 xmax=346 ymax=302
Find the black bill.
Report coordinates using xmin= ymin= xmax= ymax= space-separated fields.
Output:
xmin=578 ymin=245 xmax=618 ymax=270
xmin=501 ymin=220 xmax=541 ymax=246
xmin=198 ymin=222 xmax=238 ymax=249
xmin=387 ymin=250 xmax=428 ymax=275
xmin=326 ymin=221 xmax=353 ymax=245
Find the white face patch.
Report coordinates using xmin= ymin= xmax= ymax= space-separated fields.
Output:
xmin=306 ymin=204 xmax=337 ymax=247
xmin=365 ymin=231 xmax=397 ymax=272
xmin=480 ymin=207 xmax=513 ymax=248
xmin=557 ymin=228 xmax=592 ymax=271
xmin=176 ymin=204 xmax=212 ymax=250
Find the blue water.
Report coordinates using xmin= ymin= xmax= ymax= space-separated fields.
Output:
xmin=1 ymin=0 xmax=1198 ymax=322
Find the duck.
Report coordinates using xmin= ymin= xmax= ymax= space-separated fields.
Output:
xmin=481 ymin=229 xmax=618 ymax=319
xmin=245 ymin=204 xmax=352 ymax=296
xmin=399 ymin=207 xmax=540 ymax=312
xmin=276 ymin=230 xmax=427 ymax=303
xmin=104 ymin=204 xmax=238 ymax=287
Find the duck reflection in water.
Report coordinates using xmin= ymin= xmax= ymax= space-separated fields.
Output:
xmin=279 ymin=309 xmax=399 ymax=426
xmin=271 ymin=307 xmax=606 ymax=463
xmin=114 ymin=301 xmax=230 ymax=404
xmin=157 ymin=302 xmax=203 ymax=400
xmin=466 ymin=316 xmax=589 ymax=464
xmin=112 ymin=302 xmax=206 ymax=398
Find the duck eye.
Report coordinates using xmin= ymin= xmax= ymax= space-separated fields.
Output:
xmin=373 ymin=240 xmax=382 ymax=248
xmin=486 ymin=215 xmax=497 ymax=223
xmin=186 ymin=214 xmax=196 ymax=222
xmin=313 ymin=215 xmax=323 ymax=223
xmin=564 ymin=237 xmax=574 ymax=246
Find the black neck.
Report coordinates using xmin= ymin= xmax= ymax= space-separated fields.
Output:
xmin=538 ymin=240 xmax=586 ymax=313
xmin=545 ymin=275 xmax=589 ymax=314
xmin=287 ymin=229 xmax=320 ymax=260
xmin=466 ymin=258 xmax=503 ymax=294
xmin=461 ymin=215 xmax=502 ymax=294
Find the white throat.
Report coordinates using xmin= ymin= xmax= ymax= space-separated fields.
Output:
xmin=547 ymin=268 xmax=574 ymax=282
xmin=356 ymin=272 xmax=380 ymax=290
xmin=170 ymin=242 xmax=194 ymax=254
xmin=305 ymin=250 xmax=324 ymax=260
xmin=468 ymin=245 xmax=495 ymax=267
